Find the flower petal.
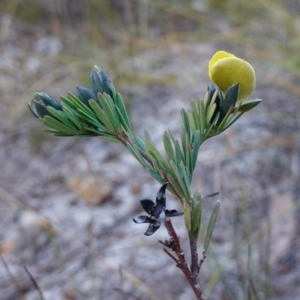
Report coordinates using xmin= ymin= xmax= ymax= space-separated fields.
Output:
xmin=209 ymin=51 xmax=236 ymax=75
xmin=144 ymin=221 xmax=161 ymax=236
xmin=140 ymin=199 xmax=155 ymax=214
xmin=153 ymin=205 xmax=166 ymax=219
xmin=209 ymin=51 xmax=255 ymax=101
xmin=165 ymin=209 xmax=183 ymax=217
xmin=133 ymin=215 xmax=151 ymax=224
xmin=156 ymin=183 xmax=168 ymax=207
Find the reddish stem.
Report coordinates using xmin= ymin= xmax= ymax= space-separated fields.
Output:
xmin=164 ymin=218 xmax=205 ymax=300
xmin=189 ymin=232 xmax=200 ymax=278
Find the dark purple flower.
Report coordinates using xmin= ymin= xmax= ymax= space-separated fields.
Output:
xmin=133 ymin=183 xmax=183 ymax=236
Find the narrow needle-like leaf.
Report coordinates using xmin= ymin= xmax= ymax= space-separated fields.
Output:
xmin=204 ymin=201 xmax=220 ymax=252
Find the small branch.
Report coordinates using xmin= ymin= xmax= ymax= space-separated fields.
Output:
xmin=121 ymin=134 xmax=155 ymax=168
xmin=162 ymin=248 xmax=178 ymax=263
xmin=138 ymin=148 xmax=154 ymax=167
xmin=24 ymin=266 xmax=45 ymax=300
xmin=163 ymin=219 xmax=205 ymax=300
xmin=189 ymin=232 xmax=200 ymax=278
xmin=164 ymin=218 xmax=181 ymax=249
xmin=0 ymin=255 xmax=26 ymax=300
xmin=116 ymin=133 xmax=155 ymax=169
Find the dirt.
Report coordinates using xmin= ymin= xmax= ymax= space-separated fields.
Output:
xmin=0 ymin=8 xmax=300 ymax=300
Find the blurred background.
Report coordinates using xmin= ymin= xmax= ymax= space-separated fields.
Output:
xmin=0 ymin=0 xmax=300 ymax=299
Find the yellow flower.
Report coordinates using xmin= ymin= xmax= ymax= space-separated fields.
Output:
xmin=208 ymin=51 xmax=255 ymax=101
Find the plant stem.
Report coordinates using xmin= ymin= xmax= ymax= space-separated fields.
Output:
xmin=163 ymin=219 xmax=205 ymax=300
xmin=199 ymin=250 xmax=207 ymax=271
xmin=189 ymin=232 xmax=200 ymax=278
xmin=123 ymin=132 xmax=205 ymax=298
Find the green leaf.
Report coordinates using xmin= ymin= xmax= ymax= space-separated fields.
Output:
xmin=115 ymin=106 xmax=131 ymax=132
xmin=217 ymin=84 xmax=239 ymax=125
xmin=180 ymin=162 xmax=191 ymax=199
xmin=192 ymin=190 xmax=201 ymax=209
xmin=183 ymin=202 xmax=192 ymax=231
xmin=203 ymin=112 xmax=219 ymax=140
xmin=43 ymin=129 xmax=60 ymax=134
xmin=97 ymin=93 xmax=120 ymax=131
xmin=204 ymin=201 xmax=220 ymax=252
xmin=188 ymin=111 xmax=196 ymax=133
xmin=202 ymin=86 xmax=210 ymax=106
xmin=191 ymin=130 xmax=200 ymax=171
xmin=144 ymin=140 xmax=170 ymax=172
xmin=165 ymin=172 xmax=185 ymax=200
xmin=41 ymin=116 xmax=76 ymax=135
xmin=237 ymin=99 xmax=262 ymax=113
xmin=89 ymin=99 xmax=115 ymax=132
xmin=181 ymin=128 xmax=191 ymax=171
xmin=191 ymin=191 xmax=202 ymax=234
xmin=207 ymin=85 xmax=221 ymax=107
xmin=115 ymin=93 xmax=131 ymax=130
xmin=46 ymin=106 xmax=77 ymax=131
xmin=78 ymin=112 xmax=106 ymax=130
xmin=222 ymin=111 xmax=244 ymax=131
xmin=170 ymin=161 xmax=190 ymax=202
xmin=163 ymin=131 xmax=176 ymax=164
xmin=100 ymin=133 xmax=119 ymax=141
xmin=60 ymin=96 xmax=77 ymax=111
xmin=81 ymin=126 xmax=108 ymax=136
xmin=175 ymin=140 xmax=184 ymax=167
xmin=62 ymin=104 xmax=81 ymax=129
xmin=135 ymin=136 xmax=147 ymax=151
xmin=68 ymin=93 xmax=94 ymax=115
xmin=166 ymin=130 xmax=175 ymax=144
xmin=170 ymin=161 xmax=186 ymax=196
xmin=52 ymin=133 xmax=74 ymax=137
xmin=126 ymin=142 xmax=149 ymax=168
xmin=199 ymin=99 xmax=206 ymax=134
xmin=215 ymin=105 xmax=235 ymax=132
xmin=181 ymin=109 xmax=191 ymax=141
xmin=154 ymin=160 xmax=165 ymax=172
xmin=191 ymin=201 xmax=202 ymax=234
xmin=190 ymin=100 xmax=201 ymax=133
xmin=101 ymin=136 xmax=119 ymax=142
xmin=147 ymin=168 xmax=165 ymax=183
xmin=206 ymin=102 xmax=216 ymax=125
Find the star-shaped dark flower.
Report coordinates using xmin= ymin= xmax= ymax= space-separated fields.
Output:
xmin=133 ymin=183 xmax=183 ymax=236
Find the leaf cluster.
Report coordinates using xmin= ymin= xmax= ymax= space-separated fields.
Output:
xmin=28 ymin=68 xmax=131 ymax=142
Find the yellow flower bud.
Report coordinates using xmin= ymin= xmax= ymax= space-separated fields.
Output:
xmin=208 ymin=51 xmax=255 ymax=101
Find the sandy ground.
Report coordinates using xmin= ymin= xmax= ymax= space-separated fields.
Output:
xmin=0 ymin=7 xmax=300 ymax=300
